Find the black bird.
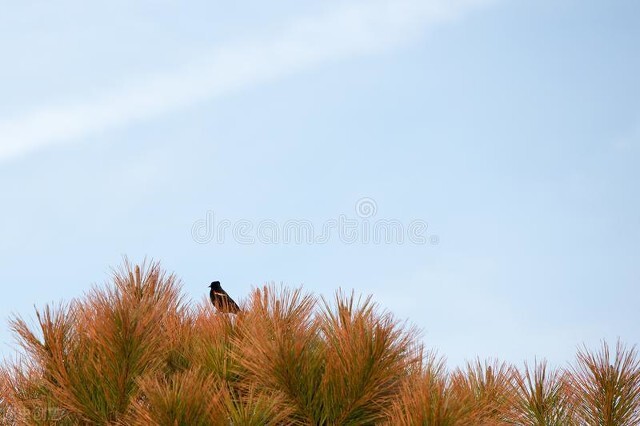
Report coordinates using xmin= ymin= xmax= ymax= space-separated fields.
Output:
xmin=209 ymin=281 xmax=240 ymax=313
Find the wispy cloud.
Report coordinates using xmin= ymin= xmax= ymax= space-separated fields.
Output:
xmin=0 ymin=0 xmax=494 ymax=162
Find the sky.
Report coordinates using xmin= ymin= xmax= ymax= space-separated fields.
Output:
xmin=1 ymin=0 xmax=639 ymax=367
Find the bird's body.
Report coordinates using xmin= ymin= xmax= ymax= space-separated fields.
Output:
xmin=209 ymin=281 xmax=240 ymax=313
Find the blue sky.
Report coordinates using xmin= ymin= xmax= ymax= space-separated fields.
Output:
xmin=1 ymin=0 xmax=639 ymax=367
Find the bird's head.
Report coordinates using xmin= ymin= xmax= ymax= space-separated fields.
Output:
xmin=209 ymin=281 xmax=222 ymax=290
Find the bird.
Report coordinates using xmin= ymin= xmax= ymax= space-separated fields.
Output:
xmin=209 ymin=281 xmax=240 ymax=314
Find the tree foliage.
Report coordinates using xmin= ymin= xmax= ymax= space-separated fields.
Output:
xmin=1 ymin=261 xmax=639 ymax=425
